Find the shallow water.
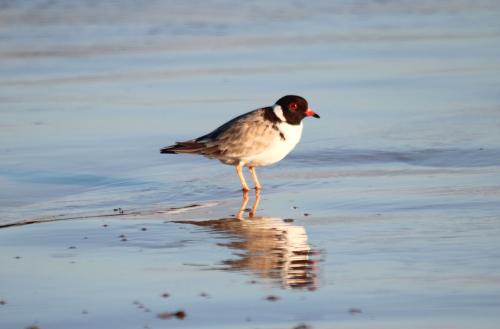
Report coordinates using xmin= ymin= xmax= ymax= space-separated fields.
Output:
xmin=1 ymin=201 xmax=499 ymax=329
xmin=1 ymin=1 xmax=500 ymax=328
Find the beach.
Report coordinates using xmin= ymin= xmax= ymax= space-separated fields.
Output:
xmin=1 ymin=1 xmax=500 ymax=328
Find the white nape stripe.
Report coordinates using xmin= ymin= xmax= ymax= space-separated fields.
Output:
xmin=272 ymin=104 xmax=286 ymax=122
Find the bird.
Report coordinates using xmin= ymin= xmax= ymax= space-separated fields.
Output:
xmin=160 ymin=95 xmax=320 ymax=191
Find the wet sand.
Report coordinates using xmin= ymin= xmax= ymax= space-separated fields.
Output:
xmin=1 ymin=194 xmax=499 ymax=329
xmin=1 ymin=1 xmax=500 ymax=328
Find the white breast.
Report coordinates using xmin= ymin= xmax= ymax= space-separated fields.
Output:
xmin=242 ymin=121 xmax=303 ymax=167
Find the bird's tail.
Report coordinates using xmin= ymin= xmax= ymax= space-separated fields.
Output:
xmin=160 ymin=140 xmax=207 ymax=154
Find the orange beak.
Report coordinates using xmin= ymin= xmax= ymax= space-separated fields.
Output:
xmin=305 ymin=108 xmax=320 ymax=118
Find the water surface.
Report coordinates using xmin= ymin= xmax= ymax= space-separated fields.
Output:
xmin=1 ymin=1 xmax=500 ymax=328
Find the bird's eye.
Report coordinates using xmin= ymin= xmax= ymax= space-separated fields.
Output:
xmin=288 ymin=102 xmax=298 ymax=111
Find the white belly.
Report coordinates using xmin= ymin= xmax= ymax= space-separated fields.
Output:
xmin=243 ymin=121 xmax=303 ymax=167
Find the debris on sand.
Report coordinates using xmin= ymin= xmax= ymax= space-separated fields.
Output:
xmin=157 ymin=310 xmax=186 ymax=320
xmin=265 ymin=295 xmax=280 ymax=301
xmin=348 ymin=307 xmax=362 ymax=314
xmin=293 ymin=323 xmax=312 ymax=329
xmin=113 ymin=208 xmax=124 ymax=214
xmin=293 ymin=324 xmax=312 ymax=329
xmin=132 ymin=300 xmax=152 ymax=313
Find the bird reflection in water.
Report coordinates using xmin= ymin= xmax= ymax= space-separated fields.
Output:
xmin=175 ymin=190 xmax=319 ymax=289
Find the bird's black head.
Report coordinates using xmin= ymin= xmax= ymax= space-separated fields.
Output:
xmin=275 ymin=95 xmax=320 ymax=125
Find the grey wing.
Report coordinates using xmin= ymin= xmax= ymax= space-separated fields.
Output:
xmin=196 ymin=109 xmax=278 ymax=160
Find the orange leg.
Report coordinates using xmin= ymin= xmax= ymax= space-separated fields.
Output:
xmin=236 ymin=163 xmax=250 ymax=191
xmin=248 ymin=166 xmax=262 ymax=190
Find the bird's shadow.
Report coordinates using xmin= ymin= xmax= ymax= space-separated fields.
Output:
xmin=175 ymin=190 xmax=320 ymax=290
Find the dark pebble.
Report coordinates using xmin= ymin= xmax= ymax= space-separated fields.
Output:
xmin=157 ymin=310 xmax=186 ymax=320
xmin=174 ymin=311 xmax=186 ymax=319
xmin=348 ymin=307 xmax=362 ymax=314
xmin=293 ymin=324 xmax=312 ymax=329
xmin=161 ymin=293 xmax=170 ymax=298
xmin=0 ymin=300 xmax=6 ymax=305
xmin=283 ymin=218 xmax=294 ymax=223
xmin=303 ymin=213 xmax=310 ymax=216
xmin=265 ymin=295 xmax=280 ymax=301
xmin=68 ymin=246 xmax=76 ymax=249
xmin=141 ymin=227 xmax=147 ymax=231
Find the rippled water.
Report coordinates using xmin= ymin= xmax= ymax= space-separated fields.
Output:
xmin=1 ymin=1 xmax=500 ymax=328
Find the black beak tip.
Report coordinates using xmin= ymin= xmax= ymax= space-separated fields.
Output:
xmin=313 ymin=113 xmax=320 ymax=119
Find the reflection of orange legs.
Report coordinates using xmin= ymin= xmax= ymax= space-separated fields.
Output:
xmin=249 ymin=189 xmax=260 ymax=218
xmin=236 ymin=163 xmax=250 ymax=191
xmin=236 ymin=190 xmax=249 ymax=220
xmin=236 ymin=189 xmax=260 ymax=219
xmin=248 ymin=166 xmax=261 ymax=190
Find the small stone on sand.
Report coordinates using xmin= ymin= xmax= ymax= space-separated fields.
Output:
xmin=157 ymin=310 xmax=186 ymax=320
xmin=348 ymin=307 xmax=362 ymax=314
xmin=265 ymin=295 xmax=280 ymax=301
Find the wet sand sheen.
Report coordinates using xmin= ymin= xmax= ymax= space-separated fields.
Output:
xmin=1 ymin=192 xmax=499 ymax=329
xmin=1 ymin=1 xmax=500 ymax=328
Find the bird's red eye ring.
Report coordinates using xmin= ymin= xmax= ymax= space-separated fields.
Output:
xmin=288 ymin=102 xmax=298 ymax=111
